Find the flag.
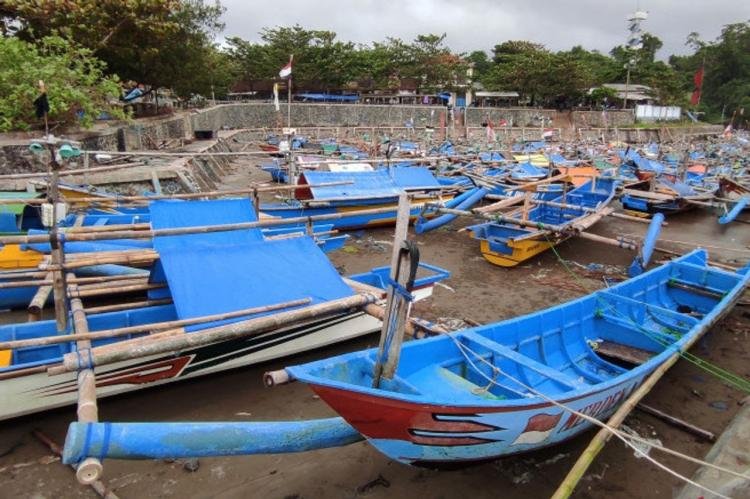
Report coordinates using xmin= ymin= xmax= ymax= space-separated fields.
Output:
xmin=278 ymin=55 xmax=293 ymax=78
xmin=33 ymin=92 xmax=49 ymax=119
xmin=542 ymin=128 xmax=556 ymax=139
xmin=498 ymin=118 xmax=508 ymax=127
xmin=690 ymin=66 xmax=704 ymax=106
xmin=273 ymin=83 xmax=280 ymax=111
xmin=511 ymin=413 xmax=562 ymax=446
xmin=486 ymin=121 xmax=496 ymax=142
xmin=723 ymin=123 xmax=733 ymax=137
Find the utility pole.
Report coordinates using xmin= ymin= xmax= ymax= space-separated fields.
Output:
xmin=623 ymin=10 xmax=648 ymax=110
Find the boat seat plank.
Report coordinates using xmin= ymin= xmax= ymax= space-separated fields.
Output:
xmin=599 ymin=291 xmax=699 ymax=327
xmin=594 ymin=340 xmax=653 ymax=365
xmin=667 ymin=278 xmax=728 ymax=299
xmin=407 ymin=364 xmax=501 ymax=401
xmin=598 ymin=312 xmax=674 ymax=343
xmin=459 ymin=331 xmax=585 ymax=389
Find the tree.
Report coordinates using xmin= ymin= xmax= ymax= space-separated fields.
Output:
xmin=466 ymin=50 xmax=492 ymax=79
xmin=0 ymin=36 xmax=126 ymax=131
xmin=227 ymin=25 xmax=358 ymax=91
xmin=4 ymin=0 xmax=226 ymax=99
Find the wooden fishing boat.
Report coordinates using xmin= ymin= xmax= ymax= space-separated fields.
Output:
xmin=467 ymin=178 xmax=618 ymax=267
xmin=620 ymin=177 xmax=717 ymax=214
xmin=0 ymin=198 xmax=450 ymax=420
xmin=284 ymin=250 xmax=750 ymax=466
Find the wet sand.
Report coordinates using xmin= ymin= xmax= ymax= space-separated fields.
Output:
xmin=1 ymin=166 xmax=749 ymax=498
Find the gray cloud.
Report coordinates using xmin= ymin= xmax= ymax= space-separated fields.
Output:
xmin=220 ymin=0 xmax=749 ymax=58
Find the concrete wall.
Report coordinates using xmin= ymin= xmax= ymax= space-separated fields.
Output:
xmin=571 ymin=110 xmax=635 ymax=128
xmin=0 ymin=103 xmax=721 ymax=172
xmin=188 ymin=103 xmax=566 ymax=129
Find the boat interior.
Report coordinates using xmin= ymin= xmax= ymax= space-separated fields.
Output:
xmin=468 ymin=178 xmax=617 ymax=245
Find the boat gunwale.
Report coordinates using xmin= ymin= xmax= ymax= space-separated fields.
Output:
xmin=287 ymin=249 xmax=750 ymax=410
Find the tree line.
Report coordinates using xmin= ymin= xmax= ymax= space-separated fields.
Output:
xmin=0 ymin=1 xmax=747 ymax=131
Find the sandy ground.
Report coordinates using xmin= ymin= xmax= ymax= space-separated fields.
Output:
xmin=1 ymin=160 xmax=749 ymax=499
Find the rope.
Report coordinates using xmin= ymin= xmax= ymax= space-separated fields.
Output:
xmin=544 ymin=234 xmax=750 ymax=394
xmin=444 ymin=334 xmax=745 ymax=498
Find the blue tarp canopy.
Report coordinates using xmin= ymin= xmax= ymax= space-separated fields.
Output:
xmin=296 ymin=93 xmax=359 ymax=102
xmin=299 ymin=167 xmax=441 ymax=201
xmin=149 ymin=198 xmax=354 ymax=330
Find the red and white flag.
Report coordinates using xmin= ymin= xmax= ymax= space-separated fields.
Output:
xmin=279 ymin=55 xmax=293 ymax=78
xmin=542 ymin=128 xmax=556 ymax=139
xmin=512 ymin=412 xmax=562 ymax=446
xmin=690 ymin=66 xmax=704 ymax=106
xmin=486 ymin=121 xmax=496 ymax=142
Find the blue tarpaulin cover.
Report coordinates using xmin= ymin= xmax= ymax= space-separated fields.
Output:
xmin=300 ymin=167 xmax=441 ymax=201
xmin=149 ymin=199 xmax=354 ymax=331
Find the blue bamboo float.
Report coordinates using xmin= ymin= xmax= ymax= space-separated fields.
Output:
xmin=63 ymin=418 xmax=362 ymax=463
xmin=718 ymin=197 xmax=749 ymax=225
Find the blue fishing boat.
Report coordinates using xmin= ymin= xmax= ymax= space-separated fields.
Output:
xmin=0 ymin=198 xmax=450 ymax=420
xmin=283 ymin=250 xmax=749 ymax=466
xmin=467 ymin=178 xmax=618 ymax=267
xmin=261 ymin=167 xmax=482 ymax=230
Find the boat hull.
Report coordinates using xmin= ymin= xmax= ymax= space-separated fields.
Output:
xmin=478 ymin=238 xmax=557 ymax=267
xmin=287 ymin=250 xmax=750 ymax=466
xmin=0 ymin=311 xmax=381 ymax=421
xmin=308 ymin=376 xmax=644 ymax=465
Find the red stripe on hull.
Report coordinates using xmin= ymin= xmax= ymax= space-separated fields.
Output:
xmin=309 ymin=384 xmax=600 ymax=444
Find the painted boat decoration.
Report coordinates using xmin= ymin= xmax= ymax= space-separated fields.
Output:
xmin=467 ymin=178 xmax=618 ymax=267
xmin=283 ymin=250 xmax=749 ymax=466
xmin=0 ymin=198 xmax=451 ymax=420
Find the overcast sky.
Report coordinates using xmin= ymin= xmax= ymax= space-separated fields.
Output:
xmin=219 ymin=0 xmax=749 ymax=58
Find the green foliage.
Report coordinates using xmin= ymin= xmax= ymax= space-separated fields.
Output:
xmin=588 ymin=86 xmax=618 ymax=106
xmin=0 ymin=36 xmax=126 ymax=132
xmin=227 ymin=27 xmax=467 ymax=93
xmin=483 ymin=43 xmax=595 ymax=106
xmin=4 ymin=0 xmax=227 ymax=98
xmin=466 ymin=50 xmax=492 ymax=79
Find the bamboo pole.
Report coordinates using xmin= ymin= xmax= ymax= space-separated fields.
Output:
xmin=66 ymin=275 xmax=103 ymax=485
xmin=84 ymin=298 xmax=173 ymax=315
xmin=71 ymin=282 xmax=162 ymax=298
xmin=0 ymin=161 xmax=146 ymax=180
xmin=0 ymin=206 xmax=400 ymax=245
xmin=0 ymin=181 xmax=355 ymax=205
xmin=49 ymin=168 xmax=68 ymax=334
xmin=49 ymin=292 xmax=378 ymax=375
xmin=576 ymin=231 xmax=639 ymax=251
xmin=27 ymin=271 xmax=53 ymax=321
xmin=0 ymin=273 xmax=148 ymax=290
xmin=433 ymin=206 xmax=567 ymax=232
xmin=1 ymin=298 xmax=312 ymax=350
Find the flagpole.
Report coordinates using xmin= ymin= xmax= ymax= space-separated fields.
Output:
xmin=287 ymin=75 xmax=292 ymax=129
